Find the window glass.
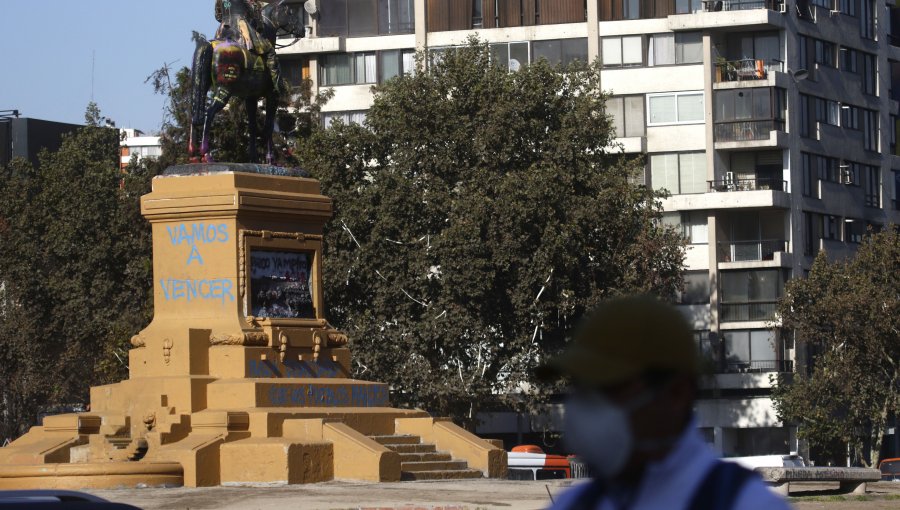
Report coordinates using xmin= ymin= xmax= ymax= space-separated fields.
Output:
xmin=509 ymin=42 xmax=529 ymax=71
xmin=322 ymin=53 xmax=353 ymax=85
xmin=319 ymin=0 xmax=349 ymax=37
xmin=561 ymin=39 xmax=589 ymax=64
xmin=650 ymin=154 xmax=679 ymax=193
xmin=752 ymin=89 xmax=771 ymax=119
xmin=608 ymin=97 xmax=625 ymax=138
xmin=602 ymin=38 xmax=622 ymax=66
xmin=724 ymin=331 xmax=751 ymax=364
xmin=677 ymin=94 xmax=704 ymax=122
xmin=622 ymin=36 xmax=643 ymax=65
xmin=681 ymin=271 xmax=710 ymax=304
xmin=379 ymin=50 xmax=401 ymax=82
xmin=651 ymin=34 xmax=675 ymax=66
xmin=675 ymin=32 xmax=702 ymax=64
xmin=679 ymin=152 xmax=707 ymax=194
xmin=734 ymin=91 xmax=752 ymax=120
xmin=348 ymin=0 xmax=378 ymax=36
xmin=649 ymin=95 xmax=676 ymax=124
xmin=750 ymin=330 xmax=776 ymax=361
xmin=625 ymin=96 xmax=645 ymax=136
xmin=533 ymin=39 xmax=562 ymax=64
xmin=402 ymin=50 xmax=416 ymax=75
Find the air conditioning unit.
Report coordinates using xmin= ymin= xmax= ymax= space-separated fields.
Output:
xmin=725 ymin=171 xmax=735 ymax=183
xmin=840 ymin=164 xmax=853 ymax=184
xmin=830 ymin=0 xmax=841 ymax=15
xmin=778 ymin=1 xmax=787 ymax=13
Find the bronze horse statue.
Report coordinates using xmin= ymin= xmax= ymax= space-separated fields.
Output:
xmin=190 ymin=0 xmax=305 ymax=163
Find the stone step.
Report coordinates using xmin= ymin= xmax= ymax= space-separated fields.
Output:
xmin=398 ymin=451 xmax=452 ymax=462
xmin=400 ymin=460 xmax=469 ymax=472
xmin=206 ymin=378 xmax=390 ymax=408
xmin=385 ymin=443 xmax=437 ymax=454
xmin=401 ymin=469 xmax=484 ymax=481
xmin=370 ymin=434 xmax=421 ymax=446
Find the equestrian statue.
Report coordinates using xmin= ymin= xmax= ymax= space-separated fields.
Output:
xmin=190 ymin=0 xmax=305 ymax=164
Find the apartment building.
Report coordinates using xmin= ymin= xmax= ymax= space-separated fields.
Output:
xmin=120 ymin=128 xmax=161 ymax=170
xmin=276 ymin=0 xmax=900 ymax=459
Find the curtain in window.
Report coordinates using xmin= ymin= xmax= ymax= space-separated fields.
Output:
xmin=650 ymin=153 xmax=679 ymax=193
xmin=679 ymin=152 xmax=707 ymax=194
xmin=675 ymin=32 xmax=703 ymax=64
xmin=402 ymin=50 xmax=416 ymax=75
xmin=323 ymin=54 xmax=352 ymax=86
xmin=498 ymin=0 xmax=524 ymax=27
xmin=608 ymin=97 xmax=625 ymax=137
xmin=599 ymin=0 xmax=624 ymax=20
xmin=379 ymin=50 xmax=401 ymax=82
xmin=724 ymin=331 xmax=751 ymax=363
xmin=651 ymin=34 xmax=675 ymax=66
xmin=650 ymin=95 xmax=676 ymax=124
xmin=428 ymin=0 xmax=472 ymax=31
xmin=319 ymin=0 xmax=349 ymax=36
xmin=624 ymin=96 xmax=645 ymax=136
xmin=622 ymin=36 xmax=643 ymax=65
xmin=379 ymin=0 xmax=416 ymax=34
xmin=677 ymin=93 xmax=704 ymax=122
xmin=602 ymin=38 xmax=623 ymax=66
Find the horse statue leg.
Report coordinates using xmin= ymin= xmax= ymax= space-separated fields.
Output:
xmin=263 ymin=91 xmax=277 ymax=165
xmin=245 ymin=96 xmax=259 ymax=163
xmin=201 ymin=87 xmax=231 ymax=163
xmin=189 ymin=39 xmax=214 ymax=162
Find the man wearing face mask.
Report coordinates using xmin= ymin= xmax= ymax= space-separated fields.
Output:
xmin=537 ymin=295 xmax=792 ymax=510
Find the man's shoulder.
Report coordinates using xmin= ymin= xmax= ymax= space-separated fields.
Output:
xmin=731 ymin=471 xmax=793 ymax=510
xmin=547 ymin=480 xmax=602 ymax=510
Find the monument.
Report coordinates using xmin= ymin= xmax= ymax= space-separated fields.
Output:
xmin=0 ymin=167 xmax=506 ymax=488
xmin=0 ymin=1 xmax=505 ymax=489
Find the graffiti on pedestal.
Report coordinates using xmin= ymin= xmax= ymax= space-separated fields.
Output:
xmin=160 ymin=222 xmax=235 ymax=304
xmin=247 ymin=358 xmax=343 ymax=378
xmin=266 ymin=384 xmax=389 ymax=407
xmin=249 ymin=250 xmax=314 ymax=318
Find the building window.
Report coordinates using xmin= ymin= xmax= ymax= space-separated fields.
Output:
xmin=602 ymin=36 xmax=643 ymax=67
xmin=681 ymin=211 xmax=709 ymax=244
xmin=607 ymin=95 xmax=646 ymax=138
xmin=714 ymin=88 xmax=785 ymax=142
xmin=675 ymin=0 xmax=703 ymax=13
xmin=680 ymin=271 xmax=710 ymax=304
xmin=801 ymin=153 xmax=814 ymax=196
xmin=840 ymin=47 xmax=858 ymax=73
xmin=861 ymin=52 xmax=876 ymax=96
xmin=648 ymin=92 xmax=704 ymax=125
xmin=490 ymin=42 xmax=530 ymax=71
xmin=320 ymin=0 xmax=415 ymax=37
xmin=378 ymin=50 xmax=416 ymax=83
xmin=814 ymin=96 xmax=839 ymax=126
xmin=823 ymin=214 xmax=838 ymax=240
xmin=845 ymin=219 xmax=865 ymax=243
xmin=723 ymin=330 xmax=779 ymax=372
xmin=863 ymin=109 xmax=879 ymax=151
xmin=814 ymin=39 xmax=835 ymax=68
xmin=650 ymin=152 xmax=707 ymax=195
xmin=532 ymin=38 xmax=589 ymax=66
xmin=864 ymin=166 xmax=880 ymax=207
xmin=319 ymin=53 xmax=376 ymax=86
xmin=720 ymin=269 xmax=785 ymax=322
xmin=839 ymin=0 xmax=858 ymax=16
xmin=860 ymin=0 xmax=875 ymax=39
xmin=648 ymin=32 xmax=702 ymax=66
xmin=323 ymin=110 xmax=368 ymax=127
xmin=841 ymin=104 xmax=860 ymax=130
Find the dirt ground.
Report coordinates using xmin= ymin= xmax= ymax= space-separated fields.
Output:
xmin=83 ymin=479 xmax=900 ymax=510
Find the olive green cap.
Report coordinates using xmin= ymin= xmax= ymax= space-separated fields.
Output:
xmin=536 ymin=295 xmax=698 ymax=387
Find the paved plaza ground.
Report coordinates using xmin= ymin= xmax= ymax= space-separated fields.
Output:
xmin=85 ymin=479 xmax=900 ymax=510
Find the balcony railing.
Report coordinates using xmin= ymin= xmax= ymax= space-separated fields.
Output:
xmin=703 ymin=0 xmax=784 ymax=11
xmin=718 ymin=239 xmax=788 ymax=262
xmin=714 ymin=120 xmax=785 ymax=142
xmin=722 ymin=359 xmax=793 ymax=373
xmin=715 ymin=59 xmax=784 ymax=83
xmin=720 ymin=301 xmax=778 ymax=322
xmin=708 ymin=178 xmax=786 ymax=192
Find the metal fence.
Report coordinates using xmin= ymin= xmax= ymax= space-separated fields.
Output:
xmin=720 ymin=301 xmax=778 ymax=322
xmin=718 ymin=239 xmax=788 ymax=262
xmin=714 ymin=120 xmax=785 ymax=142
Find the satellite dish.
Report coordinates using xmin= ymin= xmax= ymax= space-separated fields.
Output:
xmin=304 ymin=0 xmax=319 ymax=15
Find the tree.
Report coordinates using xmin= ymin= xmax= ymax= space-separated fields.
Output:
xmin=296 ymin=40 xmax=685 ymax=426
xmin=772 ymin=228 xmax=900 ymax=467
xmin=0 ymin=105 xmax=155 ymax=440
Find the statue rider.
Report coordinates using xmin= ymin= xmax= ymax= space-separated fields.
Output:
xmin=215 ymin=0 xmax=284 ymax=93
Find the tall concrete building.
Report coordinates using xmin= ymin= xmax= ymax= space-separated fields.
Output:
xmin=276 ymin=0 xmax=900 ymax=460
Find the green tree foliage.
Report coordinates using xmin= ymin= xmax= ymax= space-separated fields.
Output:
xmin=0 ymin=105 xmax=155 ymax=440
xmin=772 ymin=228 xmax=900 ymax=467
xmin=296 ymin=40 xmax=685 ymax=425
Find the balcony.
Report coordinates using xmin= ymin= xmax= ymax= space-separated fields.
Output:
xmin=718 ymin=239 xmax=787 ymax=262
xmin=702 ymin=0 xmax=784 ymax=11
xmin=720 ymin=301 xmax=777 ymax=322
xmin=720 ymin=359 xmax=793 ymax=374
xmin=714 ymin=120 xmax=785 ymax=143
xmin=708 ymin=177 xmax=786 ymax=192
xmin=715 ymin=59 xmax=784 ymax=84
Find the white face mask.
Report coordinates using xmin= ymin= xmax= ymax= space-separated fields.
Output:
xmin=562 ymin=389 xmax=657 ymax=480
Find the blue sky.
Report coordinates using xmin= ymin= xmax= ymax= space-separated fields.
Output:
xmin=1 ymin=1 xmax=219 ymax=133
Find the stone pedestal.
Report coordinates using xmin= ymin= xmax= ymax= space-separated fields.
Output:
xmin=0 ymin=168 xmax=506 ymax=488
